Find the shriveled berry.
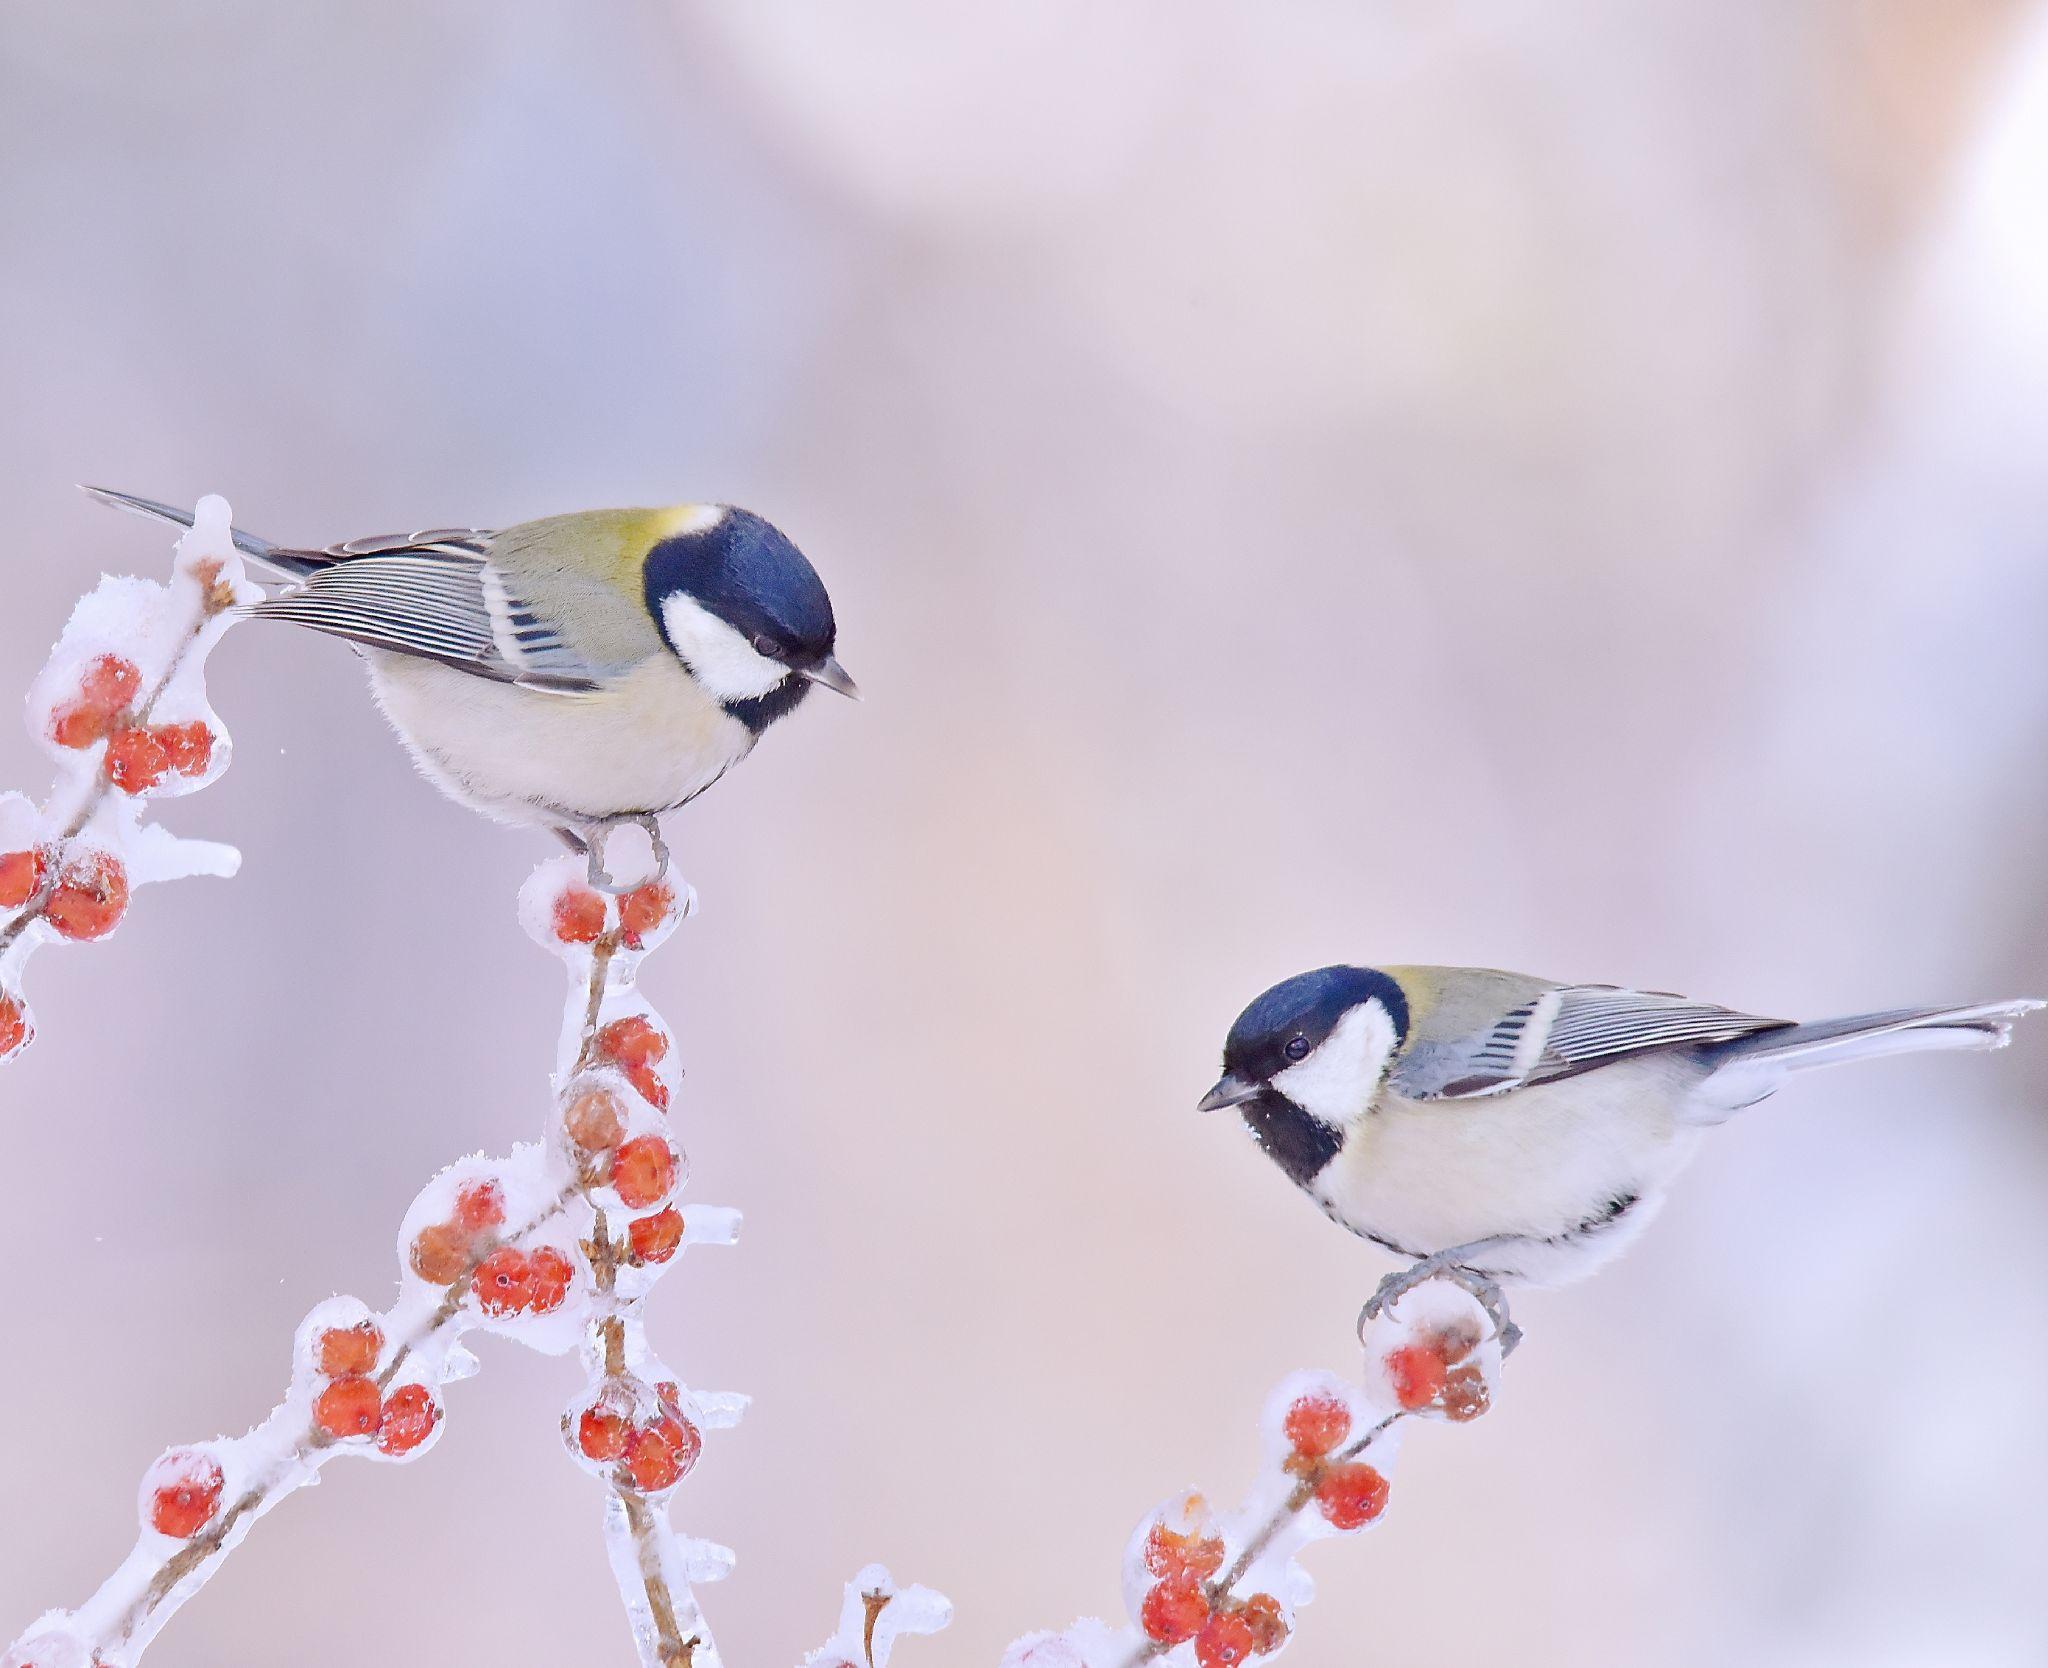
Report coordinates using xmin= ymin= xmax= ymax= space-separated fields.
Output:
xmin=628 ymin=1207 xmax=684 ymax=1266
xmin=410 ymin=1221 xmax=472 ymax=1285
xmin=528 ymin=1245 xmax=573 ymax=1313
xmin=157 ymin=720 xmax=215 ymax=777
xmin=1144 ymin=1522 xmax=1226 ymax=1582
xmin=105 ymin=726 xmax=170 ymax=793
xmin=148 ymin=1449 xmax=223 ymax=1538
xmin=472 ymin=1247 xmax=535 ymax=1316
xmin=45 ymin=851 xmax=128 ymax=941
xmin=612 ymin=1136 xmax=676 ymax=1209
xmin=552 ymin=886 xmax=607 ymax=945
xmin=577 ymin=1402 xmax=630 ymax=1462
xmin=1139 ymin=1578 xmax=1210 ymax=1645
xmin=313 ymin=1373 xmax=382 ymax=1439
xmin=1282 ymin=1390 xmax=1352 ymax=1458
xmin=623 ymin=1412 xmax=701 ymax=1492
xmin=0 ymin=848 xmax=47 ymax=909
xmin=0 ymin=993 xmax=29 ymax=1059
xmin=1239 ymin=1595 xmax=1289 ymax=1656
xmin=563 ymin=1085 xmax=626 ymax=1153
xmin=1194 ymin=1611 xmax=1258 ymax=1668
xmin=1314 ymin=1461 xmax=1389 ymax=1531
xmin=316 ymin=1320 xmax=384 ymax=1376
xmin=375 ymin=1384 xmax=440 ymax=1456
xmin=618 ymin=880 xmax=676 ymax=948
xmin=454 ymin=1178 xmax=505 ymax=1233
xmin=1385 ymin=1342 xmax=1449 ymax=1410
xmin=1441 ymin=1363 xmax=1491 ymax=1422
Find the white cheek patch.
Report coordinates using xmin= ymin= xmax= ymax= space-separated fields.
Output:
xmin=1272 ymin=1001 xmax=1399 ymax=1129
xmin=659 ymin=592 xmax=789 ymax=703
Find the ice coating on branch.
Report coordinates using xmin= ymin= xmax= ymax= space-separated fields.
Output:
xmin=1 ymin=495 xmax=258 ymax=1063
xmin=804 ymin=1566 xmax=954 ymax=1668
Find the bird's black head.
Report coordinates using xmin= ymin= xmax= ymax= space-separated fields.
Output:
xmin=644 ymin=506 xmax=857 ymax=731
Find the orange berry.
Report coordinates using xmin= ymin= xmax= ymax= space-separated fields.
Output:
xmin=148 ymin=1449 xmax=223 ymax=1538
xmin=612 ymin=1136 xmax=676 ymax=1210
xmin=528 ymin=1245 xmax=573 ymax=1313
xmin=1385 ymin=1342 xmax=1449 ymax=1410
xmin=375 ymin=1384 xmax=440 ymax=1456
xmin=0 ymin=993 xmax=29 ymax=1059
xmin=104 ymin=726 xmax=170 ymax=793
xmin=80 ymin=654 xmax=142 ymax=712
xmin=618 ymin=880 xmax=676 ymax=948
xmin=454 ymin=1178 xmax=505 ymax=1233
xmin=45 ymin=851 xmax=128 ymax=941
xmin=313 ymin=1373 xmax=382 ymax=1439
xmin=156 ymin=720 xmax=214 ymax=777
xmin=0 ymin=848 xmax=47 ymax=909
xmin=1139 ymin=1579 xmax=1210 ymax=1645
xmin=1144 ymin=1523 xmax=1226 ymax=1582
xmin=1314 ymin=1461 xmax=1389 ymax=1531
xmin=472 ymin=1247 xmax=535 ymax=1316
xmin=577 ymin=1402 xmax=629 ymax=1462
xmin=563 ymin=1085 xmax=625 ymax=1153
xmin=316 ymin=1320 xmax=384 ymax=1376
xmin=628 ymin=1207 xmax=684 ymax=1266
xmin=552 ymin=886 xmax=607 ymax=945
xmin=1282 ymin=1390 xmax=1352 ymax=1458
xmin=1441 ymin=1363 xmax=1491 ymax=1423
xmin=410 ymin=1221 xmax=472 ymax=1284
xmin=623 ymin=1411 xmax=701 ymax=1492
xmin=1239 ymin=1595 xmax=1289 ymax=1656
xmin=1194 ymin=1611 xmax=1258 ymax=1668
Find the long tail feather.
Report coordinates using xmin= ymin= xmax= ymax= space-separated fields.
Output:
xmin=1698 ymin=998 xmax=2042 ymax=1110
xmin=79 ymin=485 xmax=313 ymax=578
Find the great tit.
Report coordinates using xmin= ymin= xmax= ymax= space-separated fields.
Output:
xmin=1200 ymin=964 xmax=2040 ymax=1294
xmin=84 ymin=488 xmax=857 ymax=865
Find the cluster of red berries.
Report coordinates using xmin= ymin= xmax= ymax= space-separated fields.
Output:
xmin=144 ymin=1447 xmax=225 ymax=1540
xmin=570 ymin=1378 xmax=703 ymax=1494
xmin=408 ymin=1177 xmax=575 ymax=1319
xmin=1280 ymin=1389 xmax=1391 ymax=1531
xmin=0 ymin=846 xmax=129 ymax=941
xmin=561 ymin=1079 xmax=682 ymax=1260
xmin=550 ymin=876 xmax=679 ymax=953
xmin=1381 ymin=1319 xmax=1491 ymax=1422
xmin=1136 ymin=1517 xmax=1290 ymax=1668
xmin=43 ymin=652 xmax=216 ymax=795
xmin=306 ymin=1319 xmax=440 ymax=1457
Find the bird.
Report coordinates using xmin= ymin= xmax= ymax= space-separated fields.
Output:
xmin=83 ymin=487 xmax=858 ymax=879
xmin=1198 ymin=964 xmax=2040 ymax=1331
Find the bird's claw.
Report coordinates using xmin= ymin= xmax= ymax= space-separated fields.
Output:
xmin=1359 ymin=1254 xmax=1522 ymax=1358
xmin=580 ymin=815 xmax=672 ymax=895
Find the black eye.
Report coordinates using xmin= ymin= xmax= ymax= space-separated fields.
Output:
xmin=752 ymin=633 xmax=788 ymax=660
xmin=1283 ymin=1035 xmax=1311 ymax=1062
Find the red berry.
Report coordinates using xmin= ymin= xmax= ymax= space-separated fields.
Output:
xmin=563 ymin=1085 xmax=625 ymax=1154
xmin=528 ymin=1245 xmax=573 ymax=1313
xmin=148 ymin=1449 xmax=224 ymax=1538
xmin=618 ymin=880 xmax=676 ymax=948
xmin=653 ymin=1380 xmax=682 ymax=1411
xmin=44 ymin=850 xmax=128 ymax=941
xmin=623 ymin=1060 xmax=669 ymax=1111
xmin=628 ymin=1207 xmax=684 ymax=1266
xmin=313 ymin=1373 xmax=382 ymax=1439
xmin=410 ymin=1221 xmax=471 ymax=1285
xmin=0 ymin=993 xmax=28 ymax=1060
xmin=552 ymin=886 xmax=607 ymax=945
xmin=1144 ymin=1522 xmax=1226 ymax=1582
xmin=577 ymin=1401 xmax=630 ymax=1462
xmin=623 ymin=1411 xmax=701 ymax=1492
xmin=0 ymin=848 xmax=47 ymax=909
xmin=81 ymin=654 xmax=142 ymax=712
xmin=1385 ymin=1342 xmax=1449 ymax=1410
xmin=1314 ymin=1461 xmax=1389 ymax=1531
xmin=1139 ymin=1579 xmax=1210 ymax=1645
xmin=1282 ymin=1390 xmax=1352 ymax=1458
xmin=1239 ymin=1595 xmax=1289 ymax=1656
xmin=376 ymin=1384 xmax=440 ymax=1456
xmin=104 ymin=726 xmax=170 ymax=793
xmin=596 ymin=1015 xmax=668 ymax=1070
xmin=316 ymin=1320 xmax=383 ymax=1376
xmin=612 ymin=1136 xmax=676 ymax=1209
xmin=1194 ymin=1611 xmax=1258 ymax=1668
xmin=454 ymin=1178 xmax=505 ymax=1233
xmin=472 ymin=1247 xmax=535 ymax=1316
xmin=1441 ymin=1363 xmax=1491 ymax=1423
xmin=157 ymin=720 xmax=215 ymax=777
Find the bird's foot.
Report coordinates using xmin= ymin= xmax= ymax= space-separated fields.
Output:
xmin=1360 ymin=1252 xmax=1522 ymax=1358
xmin=577 ymin=815 xmax=672 ymax=895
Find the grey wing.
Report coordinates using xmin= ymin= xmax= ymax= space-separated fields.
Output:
xmin=250 ymin=533 xmax=604 ymax=694
xmin=1390 ymin=984 xmax=1789 ymax=1100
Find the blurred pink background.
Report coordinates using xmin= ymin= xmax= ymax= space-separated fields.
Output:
xmin=5 ymin=4 xmax=2048 ymax=1665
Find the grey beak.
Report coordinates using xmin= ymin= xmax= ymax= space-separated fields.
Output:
xmin=801 ymin=655 xmax=861 ymax=700
xmin=1197 ymin=1072 xmax=1262 ymax=1113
